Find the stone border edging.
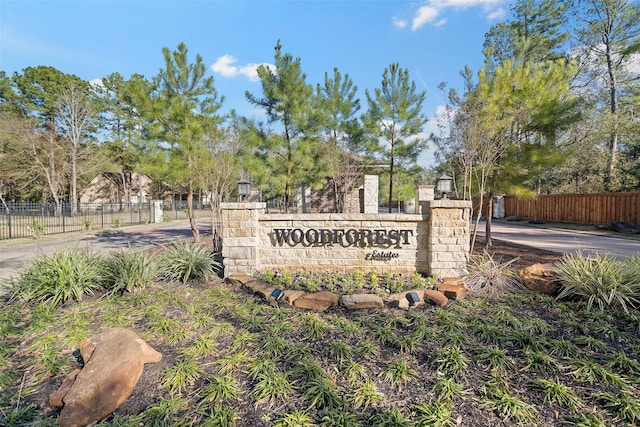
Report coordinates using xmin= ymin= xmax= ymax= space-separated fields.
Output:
xmin=225 ymin=273 xmax=467 ymax=312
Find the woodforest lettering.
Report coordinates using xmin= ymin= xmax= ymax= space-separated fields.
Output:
xmin=271 ymin=228 xmax=414 ymax=248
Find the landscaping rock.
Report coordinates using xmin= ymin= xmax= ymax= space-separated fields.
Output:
xmin=284 ymin=290 xmax=306 ymax=305
xmin=437 ymin=282 xmax=467 ymax=300
xmin=241 ymin=279 xmax=271 ymax=296
xmin=53 ymin=328 xmax=162 ymax=427
xmin=424 ymin=289 xmax=448 ymax=307
xmin=340 ymin=294 xmax=384 ymax=310
xmin=49 ymin=369 xmax=79 ymax=408
xmin=519 ymin=263 xmax=560 ymax=295
xmin=293 ymin=291 xmax=339 ymax=311
xmin=388 ymin=289 xmax=426 ymax=310
xmin=225 ymin=273 xmax=252 ymax=288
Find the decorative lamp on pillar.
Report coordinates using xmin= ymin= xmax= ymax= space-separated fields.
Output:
xmin=436 ymin=175 xmax=453 ymax=200
xmin=237 ymin=179 xmax=251 ymax=202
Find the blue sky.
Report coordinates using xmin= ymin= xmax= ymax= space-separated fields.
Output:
xmin=1 ymin=0 xmax=510 ymax=169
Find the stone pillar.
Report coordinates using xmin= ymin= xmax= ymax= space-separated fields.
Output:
xmin=361 ymin=175 xmax=379 ymax=213
xmin=415 ymin=185 xmax=434 ymax=214
xmin=424 ymin=200 xmax=471 ymax=278
xmin=220 ymin=202 xmax=265 ymax=278
xmin=150 ymin=200 xmax=163 ymax=223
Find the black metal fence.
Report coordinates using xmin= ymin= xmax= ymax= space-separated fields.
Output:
xmin=0 ymin=202 xmax=153 ymax=240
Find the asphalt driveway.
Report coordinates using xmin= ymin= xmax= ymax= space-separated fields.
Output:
xmin=0 ymin=220 xmax=211 ymax=284
xmin=476 ymin=219 xmax=640 ymax=260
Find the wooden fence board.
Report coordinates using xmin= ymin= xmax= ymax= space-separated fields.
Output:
xmin=475 ymin=192 xmax=640 ymax=226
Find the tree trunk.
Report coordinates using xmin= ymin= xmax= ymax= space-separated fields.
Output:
xmin=485 ymin=193 xmax=493 ymax=249
xmin=187 ymin=176 xmax=200 ymax=242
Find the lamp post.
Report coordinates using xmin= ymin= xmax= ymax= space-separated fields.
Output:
xmin=237 ymin=179 xmax=251 ymax=202
xmin=436 ymin=175 xmax=453 ymax=200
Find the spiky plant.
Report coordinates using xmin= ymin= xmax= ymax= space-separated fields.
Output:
xmin=480 ymin=389 xmax=537 ymax=425
xmin=464 ymin=250 xmax=524 ymax=296
xmin=379 ymin=359 xmax=417 ymax=391
xmin=302 ymin=376 xmax=344 ymax=411
xmin=430 ymin=346 xmax=469 ymax=379
xmin=320 ymin=409 xmax=362 ymax=427
xmin=7 ymin=248 xmax=104 ymax=306
xmin=102 ymin=249 xmax=158 ymax=295
xmin=529 ymin=378 xmax=581 ymax=409
xmin=273 ymin=410 xmax=316 ymax=427
xmin=198 ymin=375 xmax=240 ymax=404
xmin=554 ymin=251 xmax=640 ymax=313
xmin=348 ymin=378 xmax=384 ymax=410
xmin=431 ymin=376 xmax=464 ymax=402
xmin=159 ymin=241 xmax=219 ymax=284
xmin=198 ymin=403 xmax=239 ymax=427
xmin=161 ymin=358 xmax=203 ymax=395
xmin=251 ymin=370 xmax=293 ymax=408
xmin=596 ymin=391 xmax=640 ymax=425
xmin=369 ymin=408 xmax=412 ymax=427
xmin=412 ymin=399 xmax=457 ymax=427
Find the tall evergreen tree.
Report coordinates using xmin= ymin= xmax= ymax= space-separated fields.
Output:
xmin=484 ymin=0 xmax=570 ymax=64
xmin=151 ymin=42 xmax=224 ymax=241
xmin=363 ymin=63 xmax=427 ymax=212
xmin=245 ymin=40 xmax=321 ymax=213
xmin=317 ymin=68 xmax=362 ymax=212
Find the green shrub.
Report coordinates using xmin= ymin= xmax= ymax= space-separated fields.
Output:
xmin=7 ymin=248 xmax=104 ymax=306
xmin=464 ymin=250 xmax=524 ymax=296
xmin=159 ymin=241 xmax=220 ymax=284
xmin=554 ymin=251 xmax=640 ymax=313
xmin=102 ymin=249 xmax=159 ymax=295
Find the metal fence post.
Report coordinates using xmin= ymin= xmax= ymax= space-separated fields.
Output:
xmin=7 ymin=202 xmax=12 ymax=239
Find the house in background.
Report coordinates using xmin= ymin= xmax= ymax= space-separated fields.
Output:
xmin=80 ymin=172 xmax=153 ymax=204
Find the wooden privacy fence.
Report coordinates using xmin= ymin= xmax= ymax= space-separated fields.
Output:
xmin=474 ymin=192 xmax=640 ymax=226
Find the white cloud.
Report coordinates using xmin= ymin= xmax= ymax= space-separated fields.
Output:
xmin=211 ymin=54 xmax=274 ymax=81
xmin=405 ymin=0 xmax=506 ymax=31
xmin=392 ymin=16 xmax=408 ymax=29
xmin=412 ymin=6 xmax=441 ymax=30
xmin=487 ymin=7 xmax=505 ymax=21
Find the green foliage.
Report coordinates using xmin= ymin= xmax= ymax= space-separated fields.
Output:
xmin=159 ymin=241 xmax=219 ymax=284
xmin=199 ymin=375 xmax=240 ymax=404
xmin=27 ymin=219 xmax=46 ymax=238
xmin=430 ymin=346 xmax=469 ymax=379
xmin=474 ymin=345 xmax=515 ymax=372
xmin=555 ymin=251 xmax=640 ymax=313
xmin=198 ymin=403 xmax=239 ymax=427
xmin=8 ymin=248 xmax=104 ymax=306
xmin=412 ymin=399 xmax=457 ymax=427
xmin=528 ymin=378 xmax=581 ymax=409
xmin=596 ymin=391 xmax=640 ymax=425
xmin=379 ymin=359 xmax=417 ymax=390
xmin=161 ymin=358 xmax=203 ymax=395
xmin=431 ymin=376 xmax=464 ymax=402
xmin=320 ymin=409 xmax=362 ymax=427
xmin=102 ymin=249 xmax=158 ymax=295
xmin=302 ymin=376 xmax=344 ymax=411
xmin=273 ymin=410 xmax=316 ymax=427
xmin=251 ymin=370 xmax=293 ymax=408
xmin=328 ymin=340 xmax=353 ymax=365
xmin=244 ymin=40 xmax=321 ymax=210
xmin=348 ymin=378 xmax=383 ymax=410
xmin=0 ymin=402 xmax=40 ymax=426
xmin=363 ymin=63 xmax=427 ymax=211
xmin=369 ymin=408 xmax=413 ymax=427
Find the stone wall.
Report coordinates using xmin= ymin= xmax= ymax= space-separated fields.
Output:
xmin=221 ymin=199 xmax=471 ymax=279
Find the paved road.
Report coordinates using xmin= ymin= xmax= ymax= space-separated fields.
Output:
xmin=0 ymin=220 xmax=211 ymax=284
xmin=477 ymin=220 xmax=640 ymax=260
xmin=1 ymin=218 xmax=638 ymax=285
